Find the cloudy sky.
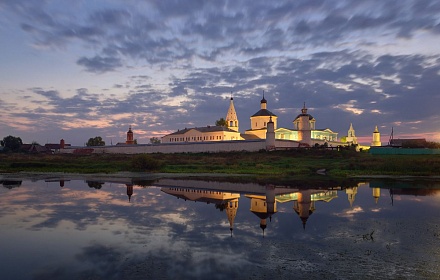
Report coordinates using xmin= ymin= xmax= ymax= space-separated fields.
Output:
xmin=1 ymin=0 xmax=439 ymax=145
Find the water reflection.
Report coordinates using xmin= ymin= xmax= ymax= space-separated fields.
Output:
xmin=1 ymin=176 xmax=440 ymax=279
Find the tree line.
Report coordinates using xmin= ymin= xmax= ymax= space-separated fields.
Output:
xmin=0 ymin=135 xmax=163 ymax=153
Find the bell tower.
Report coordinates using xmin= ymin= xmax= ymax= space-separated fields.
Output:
xmin=225 ymin=94 xmax=239 ymax=132
xmin=298 ymin=103 xmax=312 ymax=146
xmin=126 ymin=126 xmax=135 ymax=144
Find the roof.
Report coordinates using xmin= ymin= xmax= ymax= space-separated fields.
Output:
xmin=315 ymin=128 xmax=336 ymax=133
xmin=251 ymin=109 xmax=277 ymax=117
xmin=240 ymin=133 xmax=262 ymax=140
xmin=167 ymin=125 xmax=238 ymax=136
xmin=390 ymin=138 xmax=426 ymax=147
xmin=20 ymin=144 xmax=51 ymax=153
xmin=45 ymin=143 xmax=71 ymax=149
xmin=275 ymin=128 xmax=337 ymax=134
xmin=293 ymin=113 xmax=315 ymax=121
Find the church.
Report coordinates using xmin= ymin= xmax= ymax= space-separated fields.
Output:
xmin=161 ymin=97 xmax=242 ymax=143
xmin=161 ymin=94 xmax=340 ymax=146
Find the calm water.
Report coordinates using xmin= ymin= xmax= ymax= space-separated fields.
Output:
xmin=1 ymin=176 xmax=440 ymax=279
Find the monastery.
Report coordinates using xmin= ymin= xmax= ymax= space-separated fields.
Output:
xmin=162 ymin=95 xmax=341 ymax=146
xmin=59 ymin=94 xmax=383 ymax=154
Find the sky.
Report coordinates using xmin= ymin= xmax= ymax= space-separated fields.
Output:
xmin=1 ymin=0 xmax=439 ymax=146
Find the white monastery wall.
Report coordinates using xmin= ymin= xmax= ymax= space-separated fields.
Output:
xmin=274 ymin=139 xmax=301 ymax=148
xmin=61 ymin=140 xmax=267 ymax=154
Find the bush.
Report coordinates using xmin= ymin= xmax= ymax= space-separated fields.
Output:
xmin=130 ymin=154 xmax=163 ymax=171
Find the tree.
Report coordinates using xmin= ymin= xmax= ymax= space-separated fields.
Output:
xmin=86 ymin=136 xmax=105 ymax=146
xmin=215 ymin=118 xmax=227 ymax=127
xmin=150 ymin=137 xmax=161 ymax=144
xmin=426 ymin=141 xmax=440 ymax=149
xmin=2 ymin=135 xmax=23 ymax=152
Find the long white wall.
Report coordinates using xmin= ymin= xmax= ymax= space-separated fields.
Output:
xmin=60 ymin=138 xmax=349 ymax=155
xmin=61 ymin=140 xmax=268 ymax=154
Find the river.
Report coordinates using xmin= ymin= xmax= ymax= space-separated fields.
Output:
xmin=1 ymin=175 xmax=439 ymax=279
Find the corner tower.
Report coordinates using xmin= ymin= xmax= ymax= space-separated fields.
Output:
xmin=371 ymin=126 xmax=381 ymax=147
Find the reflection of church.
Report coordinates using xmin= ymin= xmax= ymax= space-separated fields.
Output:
xmin=159 ymin=185 xmax=341 ymax=235
xmin=161 ymin=187 xmax=239 ymax=234
xmin=272 ymin=189 xmax=337 ymax=230
xmin=245 ymin=189 xmax=339 ymax=233
xmin=246 ymin=194 xmax=277 ymax=236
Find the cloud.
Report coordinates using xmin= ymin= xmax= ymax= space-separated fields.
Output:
xmin=8 ymin=0 xmax=439 ymax=71
xmin=77 ymin=56 xmax=123 ymax=73
xmin=1 ymin=0 xmax=440 ymax=143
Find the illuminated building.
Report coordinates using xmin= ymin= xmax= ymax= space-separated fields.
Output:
xmin=244 ymin=94 xmax=278 ymax=139
xmin=371 ymin=126 xmax=382 ymax=146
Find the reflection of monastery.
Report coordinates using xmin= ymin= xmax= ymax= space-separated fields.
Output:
xmin=59 ymin=95 xmax=383 ymax=154
xmin=156 ymin=179 xmax=378 ymax=235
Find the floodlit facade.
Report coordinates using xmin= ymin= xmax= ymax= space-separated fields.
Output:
xmin=162 ymin=96 xmax=339 ymax=146
xmin=161 ymin=96 xmax=242 ymax=143
xmin=274 ymin=103 xmax=338 ymax=145
xmin=161 ymin=126 xmax=242 ymax=143
xmin=244 ymin=94 xmax=278 ymax=139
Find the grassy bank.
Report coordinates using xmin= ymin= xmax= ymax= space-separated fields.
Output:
xmin=0 ymin=149 xmax=439 ymax=177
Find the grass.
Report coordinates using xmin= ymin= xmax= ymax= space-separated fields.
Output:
xmin=0 ymin=149 xmax=439 ymax=177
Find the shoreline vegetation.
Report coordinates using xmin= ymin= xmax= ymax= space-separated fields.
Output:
xmin=1 ymin=149 xmax=439 ymax=178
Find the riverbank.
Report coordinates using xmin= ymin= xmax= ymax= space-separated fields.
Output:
xmin=1 ymin=149 xmax=439 ymax=177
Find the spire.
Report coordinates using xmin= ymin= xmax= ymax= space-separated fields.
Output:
xmin=260 ymin=219 xmax=267 ymax=238
xmin=126 ymin=184 xmax=134 ymax=202
xmin=301 ymin=217 xmax=307 ymax=230
xmin=301 ymin=102 xmax=308 ymax=114
xmin=260 ymin=91 xmax=267 ymax=110
xmin=261 ymin=90 xmax=267 ymax=104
